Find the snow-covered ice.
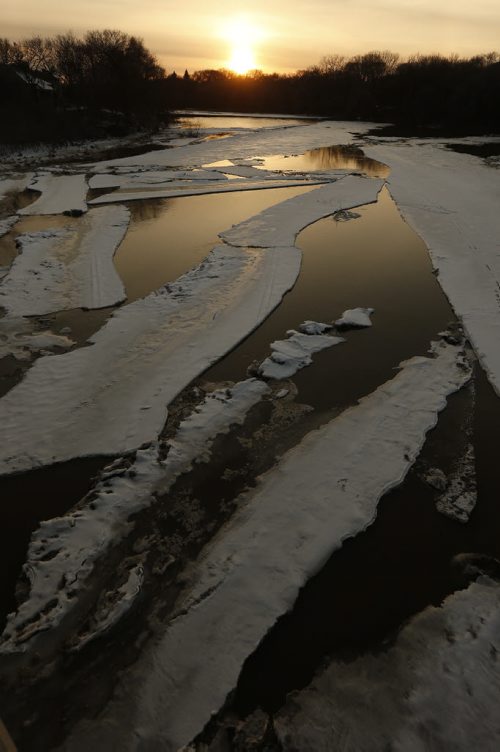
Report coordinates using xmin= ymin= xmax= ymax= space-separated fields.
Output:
xmin=0 ymin=241 xmax=297 ymax=475
xmin=0 ymin=379 xmax=268 ymax=651
xmin=58 ymin=341 xmax=471 ymax=752
xmin=0 ymin=206 xmax=129 ymax=315
xmin=275 ymin=577 xmax=500 ymax=752
xmin=335 ymin=307 xmax=374 ymax=329
xmin=88 ymin=177 xmax=326 ymax=205
xmin=18 ymin=174 xmax=88 ymax=215
xmin=259 ymin=329 xmax=344 ymax=379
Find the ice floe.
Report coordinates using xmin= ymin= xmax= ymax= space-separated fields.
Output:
xmin=0 ymin=206 xmax=129 ymax=315
xmin=0 ymin=379 xmax=268 ymax=652
xmin=18 ymin=174 xmax=88 ymax=215
xmin=220 ymin=177 xmax=383 ymax=247
xmin=275 ymin=577 xmax=500 ymax=752
xmin=60 ymin=340 xmax=471 ymax=751
xmin=259 ymin=329 xmax=344 ymax=379
xmin=88 ymin=169 xmax=224 ymax=189
xmin=335 ymin=307 xmax=374 ymax=329
xmin=88 ymin=177 xmax=326 ymax=205
xmin=0 ymin=241 xmax=295 ymax=475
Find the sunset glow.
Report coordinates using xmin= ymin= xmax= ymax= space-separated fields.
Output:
xmin=3 ymin=1 xmax=500 ymax=74
xmin=223 ymin=16 xmax=264 ymax=74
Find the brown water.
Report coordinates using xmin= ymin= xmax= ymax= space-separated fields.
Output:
xmin=259 ymin=145 xmax=390 ymax=177
xmin=114 ymin=186 xmax=316 ymax=302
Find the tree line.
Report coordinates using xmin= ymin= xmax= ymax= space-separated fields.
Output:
xmin=1 ymin=35 xmax=499 ymax=146
xmin=0 ymin=30 xmax=168 ymax=144
xmin=166 ymin=51 xmax=500 ymax=134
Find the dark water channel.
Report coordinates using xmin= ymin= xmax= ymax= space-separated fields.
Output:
xmin=203 ymin=186 xmax=453 ymax=414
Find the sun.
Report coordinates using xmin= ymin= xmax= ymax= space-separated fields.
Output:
xmin=229 ymin=46 xmax=255 ymax=75
xmin=222 ymin=16 xmax=264 ymax=74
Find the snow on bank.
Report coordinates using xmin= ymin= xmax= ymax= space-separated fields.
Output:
xmin=220 ymin=177 xmax=383 ymax=247
xmin=275 ymin=576 xmax=500 ymax=752
xmin=259 ymin=329 xmax=344 ymax=379
xmin=18 ymin=174 xmax=87 ymax=215
xmin=335 ymin=307 xmax=374 ymax=329
xmin=61 ymin=341 xmax=471 ymax=752
xmin=0 ymin=379 xmax=268 ymax=652
xmin=0 ymin=206 xmax=129 ymax=316
xmin=0 ymin=242 xmax=299 ymax=475
xmin=364 ymin=140 xmax=500 ymax=394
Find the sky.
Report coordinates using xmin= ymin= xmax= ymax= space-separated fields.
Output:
xmin=3 ymin=0 xmax=500 ymax=74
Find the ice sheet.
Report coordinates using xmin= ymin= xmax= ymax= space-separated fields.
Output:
xmin=88 ymin=177 xmax=326 ymax=205
xmin=60 ymin=341 xmax=470 ymax=752
xmin=0 ymin=206 xmax=129 ymax=315
xmin=18 ymin=174 xmax=88 ymax=215
xmin=88 ymin=169 xmax=225 ymax=189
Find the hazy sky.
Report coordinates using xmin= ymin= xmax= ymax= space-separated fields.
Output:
xmin=3 ymin=0 xmax=500 ymax=73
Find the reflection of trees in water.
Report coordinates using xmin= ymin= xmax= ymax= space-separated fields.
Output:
xmin=304 ymin=145 xmax=389 ymax=177
xmin=129 ymin=198 xmax=172 ymax=223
